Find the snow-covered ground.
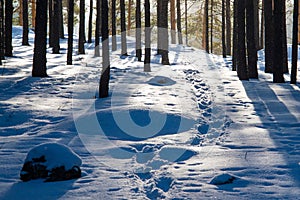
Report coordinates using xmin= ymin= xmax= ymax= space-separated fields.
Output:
xmin=1 ymin=27 xmax=300 ymax=199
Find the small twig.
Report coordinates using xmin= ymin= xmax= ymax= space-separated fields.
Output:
xmin=244 ymin=151 xmax=248 ymax=161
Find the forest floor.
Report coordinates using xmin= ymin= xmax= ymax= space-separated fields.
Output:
xmin=0 ymin=27 xmax=300 ymax=199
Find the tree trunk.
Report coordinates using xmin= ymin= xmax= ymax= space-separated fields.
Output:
xmin=253 ymin=0 xmax=259 ymax=50
xmin=22 ymin=0 xmax=29 ymax=45
xmin=99 ymin=0 xmax=110 ymax=98
xmin=120 ymin=0 xmax=128 ymax=56
xmin=157 ymin=0 xmax=162 ymax=54
xmin=210 ymin=0 xmax=214 ymax=53
xmin=78 ymin=0 xmax=85 ymax=54
xmin=161 ymin=0 xmax=170 ymax=65
xmin=94 ymin=0 xmax=100 ymax=56
xmin=32 ymin=0 xmax=36 ymax=28
xmin=170 ymin=0 xmax=176 ymax=44
xmin=222 ymin=0 xmax=226 ymax=58
xmin=32 ymin=0 xmax=48 ymax=77
xmin=58 ymin=0 xmax=64 ymax=39
xmin=127 ymin=0 xmax=132 ymax=36
xmin=246 ymin=0 xmax=258 ymax=78
xmin=176 ymin=0 xmax=183 ymax=44
xmin=291 ymin=0 xmax=298 ymax=84
xmin=87 ymin=0 xmax=93 ymax=43
xmin=0 ymin=0 xmax=4 ymax=63
xmin=184 ymin=0 xmax=188 ymax=45
xmin=49 ymin=0 xmax=53 ymax=47
xmin=111 ymin=0 xmax=117 ymax=51
xmin=67 ymin=0 xmax=74 ymax=65
xmin=260 ymin=0 xmax=264 ymax=49
xmin=136 ymin=0 xmax=142 ymax=61
xmin=225 ymin=0 xmax=231 ymax=55
xmin=273 ymin=0 xmax=285 ymax=83
xmin=237 ymin=0 xmax=249 ymax=80
xmin=282 ymin=2 xmax=288 ymax=73
xmin=204 ymin=0 xmax=209 ymax=52
xmin=232 ymin=0 xmax=238 ymax=71
xmin=52 ymin=0 xmax=60 ymax=53
xmin=19 ymin=0 xmax=23 ymax=26
xmin=144 ymin=0 xmax=151 ymax=72
xmin=264 ymin=0 xmax=273 ymax=73
xmin=5 ymin=0 xmax=13 ymax=57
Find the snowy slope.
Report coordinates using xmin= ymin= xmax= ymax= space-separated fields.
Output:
xmin=1 ymin=31 xmax=300 ymax=199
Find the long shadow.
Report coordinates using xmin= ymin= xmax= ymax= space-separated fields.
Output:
xmin=242 ymin=81 xmax=300 ymax=187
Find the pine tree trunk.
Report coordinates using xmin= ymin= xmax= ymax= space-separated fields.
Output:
xmin=136 ymin=0 xmax=142 ymax=61
xmin=111 ymin=0 xmax=117 ymax=51
xmin=237 ymin=0 xmax=249 ymax=80
xmin=225 ymin=0 xmax=231 ymax=55
xmin=120 ymin=0 xmax=128 ymax=56
xmin=0 ymin=0 xmax=4 ymax=63
xmin=157 ymin=0 xmax=162 ymax=54
xmin=49 ymin=0 xmax=53 ymax=47
xmin=67 ymin=0 xmax=74 ymax=65
xmin=58 ymin=0 xmax=64 ymax=39
xmin=176 ymin=0 xmax=183 ymax=44
xmin=222 ymin=0 xmax=226 ymax=58
xmin=204 ymin=0 xmax=209 ymax=52
xmin=260 ymin=0 xmax=264 ymax=49
xmin=282 ymin=2 xmax=288 ymax=73
xmin=264 ymin=0 xmax=273 ymax=73
xmin=32 ymin=0 xmax=48 ymax=77
xmin=273 ymin=0 xmax=285 ymax=83
xmin=19 ymin=0 xmax=23 ymax=26
xmin=170 ymin=0 xmax=176 ymax=44
xmin=246 ymin=0 xmax=258 ymax=78
xmin=99 ymin=0 xmax=110 ymax=98
xmin=210 ymin=0 xmax=214 ymax=53
xmin=184 ymin=0 xmax=188 ymax=45
xmin=232 ymin=0 xmax=238 ymax=71
xmin=253 ymin=0 xmax=259 ymax=50
xmin=144 ymin=0 xmax=151 ymax=72
xmin=22 ymin=0 xmax=29 ymax=46
xmin=52 ymin=0 xmax=60 ymax=54
xmin=161 ymin=0 xmax=170 ymax=65
xmin=5 ymin=0 xmax=13 ymax=57
xmin=32 ymin=0 xmax=36 ymax=28
xmin=291 ymin=0 xmax=298 ymax=84
xmin=78 ymin=0 xmax=85 ymax=54
xmin=127 ymin=0 xmax=132 ymax=36
xmin=87 ymin=0 xmax=93 ymax=43
xmin=94 ymin=0 xmax=100 ymax=57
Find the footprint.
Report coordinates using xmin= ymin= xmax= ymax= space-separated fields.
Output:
xmin=197 ymin=124 xmax=209 ymax=134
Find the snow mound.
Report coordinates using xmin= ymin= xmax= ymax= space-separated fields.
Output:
xmin=209 ymin=173 xmax=237 ymax=185
xmin=147 ymin=76 xmax=176 ymax=86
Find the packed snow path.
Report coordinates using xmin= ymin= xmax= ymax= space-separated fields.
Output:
xmin=1 ymin=36 xmax=300 ymax=199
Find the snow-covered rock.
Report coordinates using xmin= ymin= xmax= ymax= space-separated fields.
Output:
xmin=209 ymin=173 xmax=237 ymax=185
xmin=20 ymin=143 xmax=82 ymax=182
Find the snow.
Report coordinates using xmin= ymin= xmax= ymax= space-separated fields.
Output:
xmin=1 ymin=28 xmax=300 ymax=199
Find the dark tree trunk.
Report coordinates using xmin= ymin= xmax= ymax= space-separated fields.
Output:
xmin=184 ymin=0 xmax=188 ymax=45
xmin=176 ymin=0 xmax=183 ymax=44
xmin=5 ymin=0 xmax=13 ymax=57
xmin=144 ymin=0 xmax=151 ymax=72
xmin=260 ymin=0 xmax=264 ymax=49
xmin=170 ymin=0 xmax=176 ymax=44
xmin=264 ymin=0 xmax=273 ymax=73
xmin=225 ymin=0 xmax=231 ymax=55
xmin=204 ymin=0 xmax=209 ymax=52
xmin=49 ymin=0 xmax=53 ymax=47
xmin=136 ymin=0 xmax=142 ymax=61
xmin=0 ymin=0 xmax=4 ymax=63
xmin=222 ymin=0 xmax=226 ymax=58
xmin=236 ymin=0 xmax=249 ymax=80
xmin=67 ymin=0 xmax=74 ymax=65
xmin=253 ymin=0 xmax=259 ymax=50
xmin=58 ymin=0 xmax=64 ymax=39
xmin=87 ymin=0 xmax=93 ymax=43
xmin=120 ymin=0 xmax=128 ymax=56
xmin=157 ymin=0 xmax=162 ymax=54
xmin=210 ymin=0 xmax=213 ymax=53
xmin=246 ymin=0 xmax=258 ymax=78
xmin=273 ymin=0 xmax=285 ymax=83
xmin=52 ymin=0 xmax=60 ymax=54
xmin=291 ymin=0 xmax=298 ymax=84
xmin=232 ymin=0 xmax=238 ymax=71
xmin=99 ymin=0 xmax=110 ymax=98
xmin=22 ymin=0 xmax=29 ymax=46
xmin=94 ymin=0 xmax=100 ymax=56
xmin=161 ymin=0 xmax=170 ymax=65
xmin=282 ymin=2 xmax=288 ymax=73
xmin=78 ymin=0 xmax=85 ymax=54
xmin=111 ymin=0 xmax=117 ymax=51
xmin=32 ymin=0 xmax=48 ymax=77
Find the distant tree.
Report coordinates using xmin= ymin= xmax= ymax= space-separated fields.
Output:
xmin=253 ymin=0 xmax=259 ymax=50
xmin=5 ymin=0 xmax=13 ymax=57
xmin=170 ymin=0 xmax=176 ymax=44
xmin=232 ymin=0 xmax=238 ymax=71
xmin=236 ymin=0 xmax=248 ymax=80
xmin=221 ymin=0 xmax=226 ymax=58
xmin=22 ymin=0 xmax=29 ymax=46
xmin=264 ymin=0 xmax=273 ymax=73
xmin=120 ymin=0 xmax=128 ymax=56
xmin=282 ymin=1 xmax=288 ymax=73
xmin=225 ymin=0 xmax=231 ymax=55
xmin=0 ymin=0 xmax=4 ymax=64
xmin=291 ymin=0 xmax=298 ymax=84
xmin=135 ymin=0 xmax=142 ymax=61
xmin=273 ymin=0 xmax=285 ymax=83
xmin=176 ymin=0 xmax=183 ymax=44
xmin=184 ymin=0 xmax=188 ymax=45
xmin=32 ymin=0 xmax=48 ymax=77
xmin=161 ymin=0 xmax=170 ymax=65
xmin=99 ymin=0 xmax=110 ymax=98
xmin=246 ymin=0 xmax=258 ymax=78
xmin=49 ymin=0 xmax=53 ymax=47
xmin=157 ymin=0 xmax=162 ymax=54
xmin=144 ymin=0 xmax=151 ymax=72
xmin=52 ymin=0 xmax=60 ymax=53
xmin=111 ymin=0 xmax=117 ymax=51
xmin=78 ymin=0 xmax=85 ymax=54
xmin=58 ymin=0 xmax=64 ymax=39
xmin=67 ymin=0 xmax=74 ymax=65
xmin=87 ymin=0 xmax=93 ymax=43
xmin=259 ymin=0 xmax=264 ymax=49
xmin=94 ymin=0 xmax=100 ymax=57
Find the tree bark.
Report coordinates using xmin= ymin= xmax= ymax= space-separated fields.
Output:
xmin=52 ymin=0 xmax=60 ymax=54
xmin=170 ymin=0 xmax=176 ymax=44
xmin=176 ymin=0 xmax=183 ymax=44
xmin=204 ymin=0 xmax=209 ymax=52
xmin=120 ymin=0 xmax=128 ymax=56
xmin=94 ymin=0 xmax=100 ymax=56
xmin=210 ymin=0 xmax=214 ymax=53
xmin=222 ymin=0 xmax=226 ymax=58
xmin=78 ymin=0 xmax=85 ymax=54
xmin=32 ymin=0 xmax=36 ymax=28
xmin=49 ymin=0 xmax=53 ymax=47
xmin=259 ymin=0 xmax=264 ymax=49
xmin=32 ymin=0 xmax=48 ymax=77
xmin=5 ymin=0 xmax=13 ymax=57
xmin=58 ymin=0 xmax=64 ymax=39
xmin=225 ymin=0 xmax=231 ymax=55
xmin=144 ymin=0 xmax=151 ymax=72
xmin=157 ymin=0 xmax=162 ymax=54
xmin=67 ymin=0 xmax=74 ymax=65
xmin=136 ymin=0 xmax=142 ymax=61
xmin=291 ymin=0 xmax=298 ymax=84
xmin=111 ymin=0 xmax=117 ymax=51
xmin=264 ymin=0 xmax=273 ymax=73
xmin=19 ymin=0 xmax=23 ymax=26
xmin=282 ymin=2 xmax=288 ymax=73
xmin=127 ymin=0 xmax=132 ymax=35
xmin=0 ymin=0 xmax=4 ymax=63
xmin=22 ymin=0 xmax=29 ymax=45
xmin=232 ymin=0 xmax=238 ymax=71
xmin=161 ymin=0 xmax=170 ymax=65
xmin=87 ymin=0 xmax=93 ymax=43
